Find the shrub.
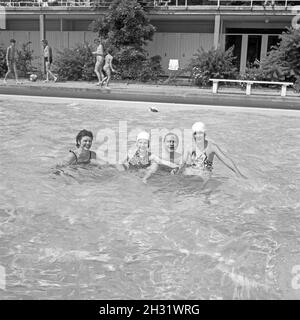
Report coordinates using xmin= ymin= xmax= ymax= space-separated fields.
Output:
xmin=0 ymin=45 xmax=7 ymax=77
xmin=187 ymin=47 xmax=238 ymax=86
xmin=16 ymin=41 xmax=37 ymax=77
xmin=139 ymin=55 xmax=164 ymax=82
xmin=240 ymin=60 xmax=268 ymax=81
xmin=294 ymin=77 xmax=300 ymax=92
xmin=53 ymin=43 xmax=96 ymax=81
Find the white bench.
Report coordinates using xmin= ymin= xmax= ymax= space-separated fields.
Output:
xmin=209 ymin=79 xmax=294 ymax=97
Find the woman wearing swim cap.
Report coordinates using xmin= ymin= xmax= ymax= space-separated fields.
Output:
xmin=178 ymin=122 xmax=246 ymax=180
xmin=123 ymin=131 xmax=164 ymax=183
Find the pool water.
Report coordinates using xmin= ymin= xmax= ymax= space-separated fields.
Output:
xmin=0 ymin=96 xmax=300 ymax=300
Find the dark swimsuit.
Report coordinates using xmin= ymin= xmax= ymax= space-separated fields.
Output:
xmin=45 ymin=57 xmax=53 ymax=64
xmin=128 ymin=151 xmax=151 ymax=169
xmin=190 ymin=150 xmax=213 ymax=172
xmin=69 ymin=150 xmax=92 ymax=165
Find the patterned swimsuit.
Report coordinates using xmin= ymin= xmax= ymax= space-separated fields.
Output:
xmin=128 ymin=151 xmax=151 ymax=169
xmin=190 ymin=150 xmax=213 ymax=172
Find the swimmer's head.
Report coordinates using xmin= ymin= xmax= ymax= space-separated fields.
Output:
xmin=164 ymin=133 xmax=179 ymax=153
xmin=136 ymin=131 xmax=150 ymax=150
xmin=76 ymin=129 xmax=93 ymax=149
xmin=192 ymin=122 xmax=206 ymax=141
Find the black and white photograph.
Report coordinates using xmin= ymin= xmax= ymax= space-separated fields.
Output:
xmin=0 ymin=0 xmax=300 ymax=306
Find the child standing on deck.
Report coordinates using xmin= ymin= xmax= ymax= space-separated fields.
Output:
xmin=100 ymin=49 xmax=116 ymax=89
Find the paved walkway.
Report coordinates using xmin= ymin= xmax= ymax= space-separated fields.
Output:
xmin=0 ymin=80 xmax=299 ymax=110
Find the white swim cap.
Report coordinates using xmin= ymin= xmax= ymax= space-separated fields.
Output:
xmin=192 ymin=122 xmax=206 ymax=133
xmin=137 ymin=131 xmax=150 ymax=141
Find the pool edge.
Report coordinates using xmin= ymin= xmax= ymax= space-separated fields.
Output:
xmin=0 ymin=85 xmax=299 ymax=111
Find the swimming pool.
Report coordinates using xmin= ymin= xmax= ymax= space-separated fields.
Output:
xmin=0 ymin=95 xmax=299 ymax=299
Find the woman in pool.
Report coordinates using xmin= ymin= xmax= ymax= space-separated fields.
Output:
xmin=59 ymin=129 xmax=107 ymax=167
xmin=123 ymin=131 xmax=177 ymax=183
xmin=178 ymin=122 xmax=246 ymax=180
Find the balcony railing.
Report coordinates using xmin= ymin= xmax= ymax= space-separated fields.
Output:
xmin=0 ymin=1 xmax=114 ymax=7
xmin=156 ymin=0 xmax=300 ymax=8
xmin=0 ymin=0 xmax=299 ymax=8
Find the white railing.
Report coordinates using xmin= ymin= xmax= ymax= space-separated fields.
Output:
xmin=154 ymin=0 xmax=300 ymax=8
xmin=0 ymin=0 xmax=299 ymax=8
xmin=0 ymin=1 xmax=112 ymax=7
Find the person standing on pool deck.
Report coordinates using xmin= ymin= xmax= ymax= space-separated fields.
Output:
xmin=92 ymin=38 xmax=105 ymax=86
xmin=100 ymin=49 xmax=116 ymax=89
xmin=178 ymin=122 xmax=247 ymax=180
xmin=42 ymin=39 xmax=58 ymax=83
xmin=3 ymin=39 xmax=21 ymax=84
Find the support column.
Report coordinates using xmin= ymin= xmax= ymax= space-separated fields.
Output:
xmin=240 ymin=34 xmax=248 ymax=74
xmin=60 ymin=18 xmax=63 ymax=32
xmin=213 ymin=14 xmax=221 ymax=50
xmin=260 ymin=34 xmax=268 ymax=62
xmin=40 ymin=14 xmax=46 ymax=74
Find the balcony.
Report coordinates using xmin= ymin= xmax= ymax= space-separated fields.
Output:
xmin=0 ymin=0 xmax=299 ymax=10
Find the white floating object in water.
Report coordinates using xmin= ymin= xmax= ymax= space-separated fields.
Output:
xmin=149 ymin=106 xmax=158 ymax=112
xmin=68 ymin=102 xmax=79 ymax=107
xmin=29 ymin=74 xmax=38 ymax=82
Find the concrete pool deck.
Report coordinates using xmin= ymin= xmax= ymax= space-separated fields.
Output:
xmin=0 ymin=80 xmax=299 ymax=110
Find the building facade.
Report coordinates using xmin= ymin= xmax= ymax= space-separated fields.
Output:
xmin=0 ymin=0 xmax=298 ymax=73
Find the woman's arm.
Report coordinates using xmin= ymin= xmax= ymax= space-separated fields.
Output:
xmin=6 ymin=47 xmax=10 ymax=63
xmin=109 ymin=57 xmax=116 ymax=72
xmin=174 ymin=151 xmax=190 ymax=174
xmin=212 ymin=144 xmax=247 ymax=178
xmin=56 ymin=152 xmax=76 ymax=167
xmin=150 ymin=154 xmax=179 ymax=169
xmin=142 ymin=162 xmax=159 ymax=184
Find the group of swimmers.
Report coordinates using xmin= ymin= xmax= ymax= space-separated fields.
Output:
xmin=59 ymin=122 xmax=246 ymax=184
xmin=3 ymin=38 xmax=115 ymax=87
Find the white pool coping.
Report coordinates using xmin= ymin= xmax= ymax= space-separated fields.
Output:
xmin=1 ymin=94 xmax=300 ymax=117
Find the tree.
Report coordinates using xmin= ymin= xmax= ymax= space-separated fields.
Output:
xmin=89 ymin=0 xmax=162 ymax=81
xmin=90 ymin=0 xmax=155 ymax=47
xmin=260 ymin=27 xmax=300 ymax=89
